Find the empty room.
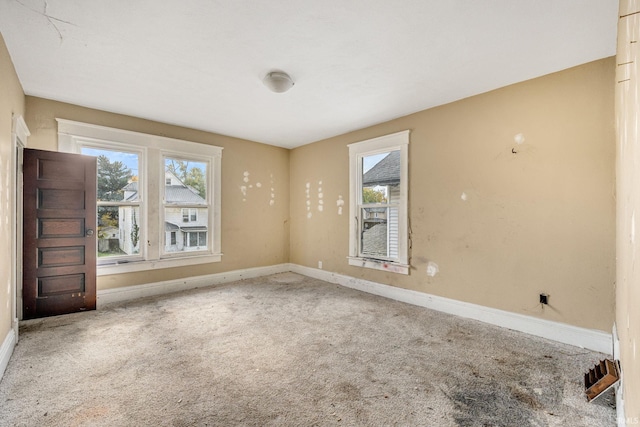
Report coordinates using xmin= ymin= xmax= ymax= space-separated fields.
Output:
xmin=0 ymin=1 xmax=639 ymax=426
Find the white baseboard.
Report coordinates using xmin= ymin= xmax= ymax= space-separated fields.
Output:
xmin=0 ymin=328 xmax=16 ymax=383
xmin=96 ymin=262 xmax=612 ymax=354
xmin=290 ymin=264 xmax=613 ymax=354
xmin=97 ymin=263 xmax=291 ymax=306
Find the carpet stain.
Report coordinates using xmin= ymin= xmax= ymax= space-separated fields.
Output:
xmin=336 ymin=382 xmax=362 ymax=400
xmin=509 ymin=385 xmax=542 ymax=410
xmin=449 ymin=385 xmax=541 ymax=427
xmin=69 ymin=405 xmax=111 ymax=427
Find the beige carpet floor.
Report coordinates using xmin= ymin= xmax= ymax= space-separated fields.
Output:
xmin=0 ymin=272 xmax=616 ymax=426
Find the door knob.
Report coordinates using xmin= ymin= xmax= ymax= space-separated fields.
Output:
xmin=86 ymin=229 xmax=94 ymax=236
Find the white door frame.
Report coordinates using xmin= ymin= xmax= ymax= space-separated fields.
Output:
xmin=11 ymin=115 xmax=29 ymax=339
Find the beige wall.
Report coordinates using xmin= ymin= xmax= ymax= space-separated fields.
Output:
xmin=0 ymin=34 xmax=25 ymax=346
xmin=25 ymin=97 xmax=290 ymax=290
xmin=617 ymin=0 xmax=640 ymax=419
xmin=291 ymin=57 xmax=616 ymax=332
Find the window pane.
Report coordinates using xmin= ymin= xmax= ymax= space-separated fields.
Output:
xmin=98 ymin=205 xmax=141 ymax=257
xmin=361 ymin=207 xmax=388 ymax=257
xmin=164 ymin=208 xmax=209 ymax=253
xmin=165 ymin=158 xmax=207 ymax=203
xmin=361 ymin=150 xmax=400 ymax=204
xmin=82 ymin=147 xmax=139 ymax=202
xmin=163 ymin=157 xmax=209 ymax=254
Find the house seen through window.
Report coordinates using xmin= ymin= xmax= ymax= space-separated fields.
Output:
xmin=360 ymin=150 xmax=401 ymax=259
xmin=164 ymin=157 xmax=208 ymax=253
xmin=348 ymin=130 xmax=409 ymax=274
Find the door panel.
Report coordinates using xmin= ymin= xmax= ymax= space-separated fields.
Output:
xmin=39 ymin=188 xmax=86 ymax=209
xmin=39 ymin=274 xmax=85 ymax=295
xmin=39 ymin=218 xmax=85 ymax=238
xmin=23 ymin=148 xmax=97 ymax=319
xmin=38 ymin=246 xmax=85 ymax=267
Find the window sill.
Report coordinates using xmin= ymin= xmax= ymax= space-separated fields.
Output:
xmin=97 ymin=253 xmax=222 ymax=276
xmin=347 ymin=257 xmax=409 ymax=275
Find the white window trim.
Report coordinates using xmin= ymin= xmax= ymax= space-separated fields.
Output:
xmin=57 ymin=119 xmax=223 ymax=276
xmin=348 ymin=130 xmax=410 ymax=275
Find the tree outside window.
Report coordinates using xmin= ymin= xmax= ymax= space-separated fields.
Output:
xmin=81 ymin=147 xmax=141 ymax=260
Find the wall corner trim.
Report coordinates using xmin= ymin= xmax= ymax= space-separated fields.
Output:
xmin=289 ymin=264 xmax=613 ymax=354
xmin=96 ymin=264 xmax=291 ymax=306
xmin=0 ymin=329 xmax=17 ymax=383
xmin=613 ymin=323 xmax=626 ymax=427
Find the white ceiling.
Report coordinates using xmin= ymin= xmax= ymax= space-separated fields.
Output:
xmin=0 ymin=1 xmax=618 ymax=148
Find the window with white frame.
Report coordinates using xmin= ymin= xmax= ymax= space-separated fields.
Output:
xmin=181 ymin=208 xmax=198 ymax=223
xmin=348 ymin=130 xmax=409 ymax=274
xmin=57 ymin=119 xmax=223 ymax=275
xmin=164 ymin=156 xmax=208 ymax=253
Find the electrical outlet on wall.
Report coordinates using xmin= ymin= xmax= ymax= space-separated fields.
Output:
xmin=318 ymin=261 xmax=323 ymax=269
xmin=539 ymin=293 xmax=549 ymax=305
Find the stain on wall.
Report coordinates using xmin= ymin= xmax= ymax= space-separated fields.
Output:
xmin=337 ymin=195 xmax=345 ymax=215
xmin=305 ymin=182 xmax=312 ymax=218
xmin=270 ymin=173 xmax=276 ymax=206
xmin=317 ymin=180 xmax=324 ymax=212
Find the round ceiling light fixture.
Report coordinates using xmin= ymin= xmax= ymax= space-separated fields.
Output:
xmin=263 ymin=71 xmax=295 ymax=93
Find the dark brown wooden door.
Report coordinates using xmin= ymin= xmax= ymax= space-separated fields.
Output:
xmin=23 ymin=148 xmax=97 ymax=319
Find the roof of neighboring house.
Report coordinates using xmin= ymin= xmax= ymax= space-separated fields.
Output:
xmin=165 ymin=185 xmax=206 ymax=204
xmin=180 ymin=226 xmax=207 ymax=232
xmin=361 ymin=223 xmax=388 ymax=257
xmin=123 ymin=181 xmax=138 ymax=201
xmin=123 ymin=174 xmax=205 ymax=204
xmin=165 ymin=222 xmax=180 ymax=231
xmin=165 ymin=222 xmax=207 ymax=233
xmin=363 ymin=151 xmax=400 ymax=187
